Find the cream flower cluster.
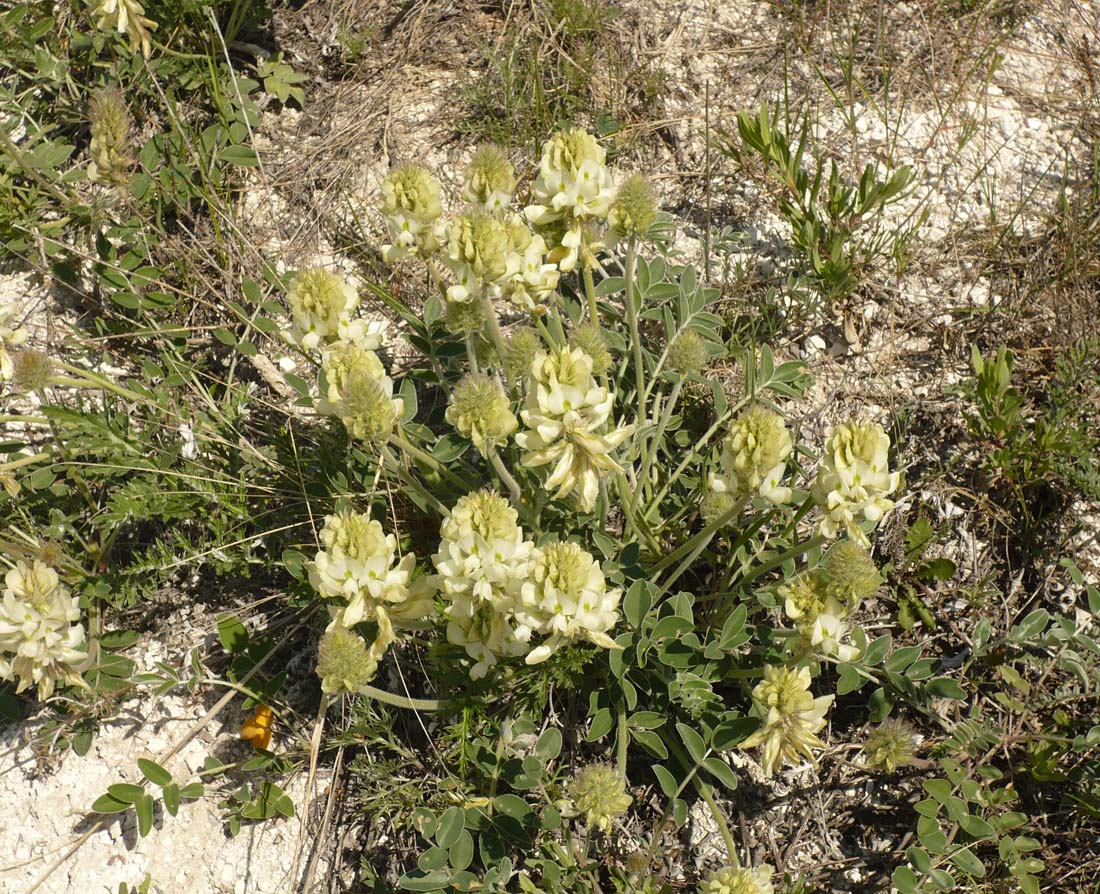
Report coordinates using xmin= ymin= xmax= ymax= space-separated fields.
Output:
xmin=0 ymin=561 xmax=86 ymax=700
xmin=285 ymin=268 xmax=375 ymax=352
xmin=567 ymin=764 xmax=632 ymax=833
xmin=431 ymin=493 xmax=621 ymax=676
xmin=515 ymin=347 xmax=634 ymax=512
xmin=432 ymin=491 xmax=534 ymax=678
xmin=87 ymin=0 xmax=157 ymax=57
xmin=812 ymin=421 xmax=901 ymax=547
xmin=501 ymin=216 xmax=560 ymax=314
xmin=318 ymin=340 xmax=403 ymax=444
xmin=309 ymin=509 xmax=431 ymax=638
xmin=514 ymin=541 xmax=621 ymax=665
xmin=0 ymin=302 xmax=28 ymax=381
xmin=462 ymin=145 xmax=516 ymax=215
xmin=740 ymin=665 xmax=833 ymax=777
xmin=446 ymin=374 xmax=517 ymax=450
xmin=525 ymin=128 xmax=616 ymax=272
xmin=380 ymin=166 xmax=443 ymax=263
xmin=442 ymin=212 xmax=512 ymax=303
xmin=708 ymin=407 xmax=793 ymax=508
xmin=701 ymin=864 xmax=775 ymax=894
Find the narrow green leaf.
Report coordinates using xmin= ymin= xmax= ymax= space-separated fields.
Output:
xmin=138 ymin=758 xmax=172 ymax=787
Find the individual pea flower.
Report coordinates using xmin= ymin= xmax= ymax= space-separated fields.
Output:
xmin=0 ymin=302 xmax=29 ymax=381
xmin=739 ymin=664 xmax=834 ymax=777
xmin=700 ymin=863 xmax=775 ymax=894
xmin=87 ymin=0 xmax=158 ymax=57
xmin=812 ymin=420 xmax=901 ymax=547
xmin=316 ymin=626 xmax=377 ymax=694
xmin=713 ymin=406 xmax=793 ymax=505
xmin=442 ymin=211 xmax=513 ymax=303
xmin=502 ymin=216 xmax=559 ymax=314
xmin=568 ymin=764 xmax=632 ymax=833
xmin=318 ymin=340 xmax=403 ymax=444
xmin=515 ymin=347 xmax=634 ymax=512
xmin=863 ymin=717 xmax=919 ymax=773
xmin=525 ymin=127 xmax=616 ymax=273
xmin=285 ymin=268 xmax=370 ymax=351
xmin=820 ymin=539 xmax=881 ymax=613
xmin=502 ymin=328 xmax=542 ymax=383
xmin=514 ymin=541 xmax=621 ymax=664
xmin=308 ymin=509 xmax=422 ymax=631
xmin=607 ymin=173 xmax=658 ymax=240
xmin=462 ymin=145 xmax=516 ymax=214
xmin=87 ymin=88 xmax=134 ymax=187
xmin=667 ymin=329 xmax=709 ymax=376
xmin=0 ymin=560 xmax=87 ymax=700
xmin=446 ymin=374 xmax=518 ymax=450
xmin=380 ymin=165 xmax=443 ymax=262
xmin=569 ymin=323 xmax=613 ymax=376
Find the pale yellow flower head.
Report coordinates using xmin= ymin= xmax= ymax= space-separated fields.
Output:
xmin=502 ymin=216 xmax=559 ymax=313
xmin=446 ymin=373 xmax=517 ymax=449
xmin=812 ymin=420 xmax=901 ymax=546
xmin=568 ymin=764 xmax=632 ymax=833
xmin=515 ymin=347 xmax=634 ymax=511
xmin=308 ymin=510 xmax=426 ymax=633
xmin=739 ymin=665 xmax=833 ymax=777
xmin=0 ymin=561 xmax=87 ymax=700
xmin=525 ymin=128 xmax=615 ymax=273
xmin=443 ymin=211 xmax=512 ymax=303
xmin=863 ymin=718 xmax=919 ymax=773
xmin=502 ymin=328 xmax=542 ymax=383
xmin=286 ymin=269 xmax=368 ymax=351
xmin=515 ymin=541 xmax=621 ymax=663
xmin=462 ymin=145 xmax=516 ymax=214
xmin=716 ymin=407 xmax=793 ymax=504
xmin=318 ymin=341 xmax=403 ymax=444
xmin=381 ymin=166 xmax=443 ymax=262
xmin=701 ymin=864 xmax=775 ymax=894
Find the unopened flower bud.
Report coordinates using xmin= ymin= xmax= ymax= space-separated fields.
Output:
xmin=88 ymin=88 xmax=134 ymax=187
xmin=502 ymin=328 xmax=541 ymax=382
xmin=701 ymin=489 xmax=737 ymax=525
xmin=445 ymin=296 xmax=485 ymax=336
xmin=569 ymin=323 xmax=612 ymax=376
xmin=11 ymin=350 xmax=52 ymax=393
xmin=821 ymin=540 xmax=881 ymax=612
xmin=569 ymin=764 xmax=631 ymax=833
xmin=608 ymin=173 xmax=658 ymax=239
xmin=863 ymin=718 xmax=918 ymax=773
xmin=667 ymin=330 xmax=709 ymax=375
xmin=316 ymin=626 xmax=376 ymax=694
xmin=446 ymin=373 xmax=517 ymax=449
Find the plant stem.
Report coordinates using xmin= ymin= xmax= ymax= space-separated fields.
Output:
xmin=487 ymin=445 xmax=522 ymax=508
xmin=623 ymin=238 xmax=647 ymax=422
xmin=616 ymin=701 xmax=629 ymax=780
xmin=630 ymin=378 xmax=682 ymax=518
xmin=358 ymin=684 xmax=446 ymax=712
xmin=582 ymin=261 xmax=600 ymax=323
xmin=649 ymin=503 xmax=740 ymax=578
xmin=478 ymin=290 xmax=509 ymax=388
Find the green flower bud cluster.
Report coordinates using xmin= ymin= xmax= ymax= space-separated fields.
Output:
xmin=863 ymin=717 xmax=919 ymax=773
xmin=700 ymin=864 xmax=775 ymax=894
xmin=316 ymin=626 xmax=376 ymax=695
xmin=381 ymin=166 xmax=443 ymax=262
xmin=608 ymin=173 xmax=658 ymax=239
xmin=568 ymin=764 xmax=632 ymax=833
xmin=87 ymin=88 xmax=134 ymax=187
xmin=446 ymin=373 xmax=517 ymax=449
xmin=667 ymin=329 xmax=709 ymax=375
xmin=709 ymin=407 xmax=793 ymax=507
xmin=568 ymin=323 xmax=613 ymax=376
xmin=502 ymin=328 xmax=541 ymax=383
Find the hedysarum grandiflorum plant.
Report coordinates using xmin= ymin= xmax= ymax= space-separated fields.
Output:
xmin=274 ymin=126 xmax=909 ymax=876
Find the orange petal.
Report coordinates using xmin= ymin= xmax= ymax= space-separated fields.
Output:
xmin=240 ymin=705 xmax=274 ymax=751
